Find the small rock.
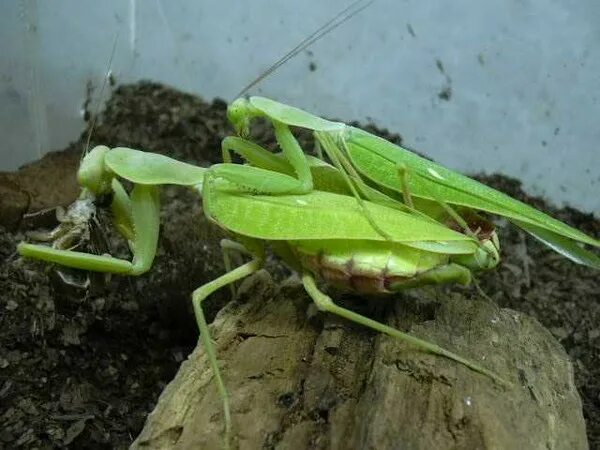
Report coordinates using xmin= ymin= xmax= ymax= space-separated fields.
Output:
xmin=63 ymin=419 xmax=87 ymax=446
xmin=5 ymin=300 xmax=18 ymax=311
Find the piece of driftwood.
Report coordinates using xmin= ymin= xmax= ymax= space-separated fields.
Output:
xmin=131 ymin=270 xmax=587 ymax=450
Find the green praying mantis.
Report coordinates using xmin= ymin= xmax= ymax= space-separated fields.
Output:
xmin=16 ymin=94 xmax=600 ymax=447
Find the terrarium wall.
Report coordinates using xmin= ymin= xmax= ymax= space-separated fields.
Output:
xmin=1 ymin=0 xmax=599 ymax=212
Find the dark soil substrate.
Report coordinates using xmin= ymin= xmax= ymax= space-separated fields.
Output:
xmin=1 ymin=82 xmax=598 ymax=449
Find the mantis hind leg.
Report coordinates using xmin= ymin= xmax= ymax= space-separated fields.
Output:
xmin=191 ymin=255 xmax=264 ymax=449
xmin=301 ymin=272 xmax=510 ymax=387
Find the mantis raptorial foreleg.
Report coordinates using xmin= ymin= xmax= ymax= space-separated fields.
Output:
xmin=18 ymin=184 xmax=160 ymax=275
xmin=215 ymin=121 xmax=313 ymax=195
xmin=192 ymin=256 xmax=264 ymax=450
xmin=301 ymin=272 xmax=510 ymax=387
xmin=221 ymin=136 xmax=292 ymax=175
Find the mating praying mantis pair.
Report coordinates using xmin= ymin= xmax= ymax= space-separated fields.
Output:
xmin=15 ymin=4 xmax=600 ymax=447
xmin=17 ymin=95 xmax=600 ymax=447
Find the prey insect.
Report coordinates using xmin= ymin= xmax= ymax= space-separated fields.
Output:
xmin=23 ymin=194 xmax=112 ymax=289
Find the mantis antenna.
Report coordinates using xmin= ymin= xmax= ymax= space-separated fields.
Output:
xmin=83 ymin=33 xmax=119 ymax=160
xmin=236 ymin=0 xmax=374 ymax=97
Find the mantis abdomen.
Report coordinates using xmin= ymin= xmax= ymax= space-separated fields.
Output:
xmin=285 ymin=239 xmax=471 ymax=295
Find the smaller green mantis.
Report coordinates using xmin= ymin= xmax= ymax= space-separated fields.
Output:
xmin=226 ymin=96 xmax=600 ymax=269
xmin=18 ymin=140 xmax=506 ymax=448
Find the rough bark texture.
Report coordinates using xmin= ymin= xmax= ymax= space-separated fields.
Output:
xmin=132 ymin=271 xmax=587 ymax=450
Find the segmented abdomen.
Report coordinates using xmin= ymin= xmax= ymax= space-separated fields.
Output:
xmin=288 ymin=239 xmax=449 ymax=295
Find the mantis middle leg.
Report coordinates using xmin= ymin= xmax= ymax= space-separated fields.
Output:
xmin=192 ymin=254 xmax=264 ymax=449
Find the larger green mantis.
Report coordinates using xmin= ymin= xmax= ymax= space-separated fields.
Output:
xmin=17 ymin=94 xmax=599 ymax=448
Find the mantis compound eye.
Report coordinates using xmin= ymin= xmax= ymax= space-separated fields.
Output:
xmin=227 ymin=97 xmax=254 ymax=138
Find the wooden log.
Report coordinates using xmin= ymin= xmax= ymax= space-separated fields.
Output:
xmin=132 ymin=270 xmax=587 ymax=450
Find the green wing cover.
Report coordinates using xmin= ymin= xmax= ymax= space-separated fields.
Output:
xmin=346 ymin=128 xmax=600 ymax=249
xmin=206 ymin=187 xmax=477 ymax=254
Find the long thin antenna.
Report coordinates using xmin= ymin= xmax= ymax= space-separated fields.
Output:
xmin=236 ymin=0 xmax=374 ymax=98
xmin=83 ymin=34 xmax=119 ymax=159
